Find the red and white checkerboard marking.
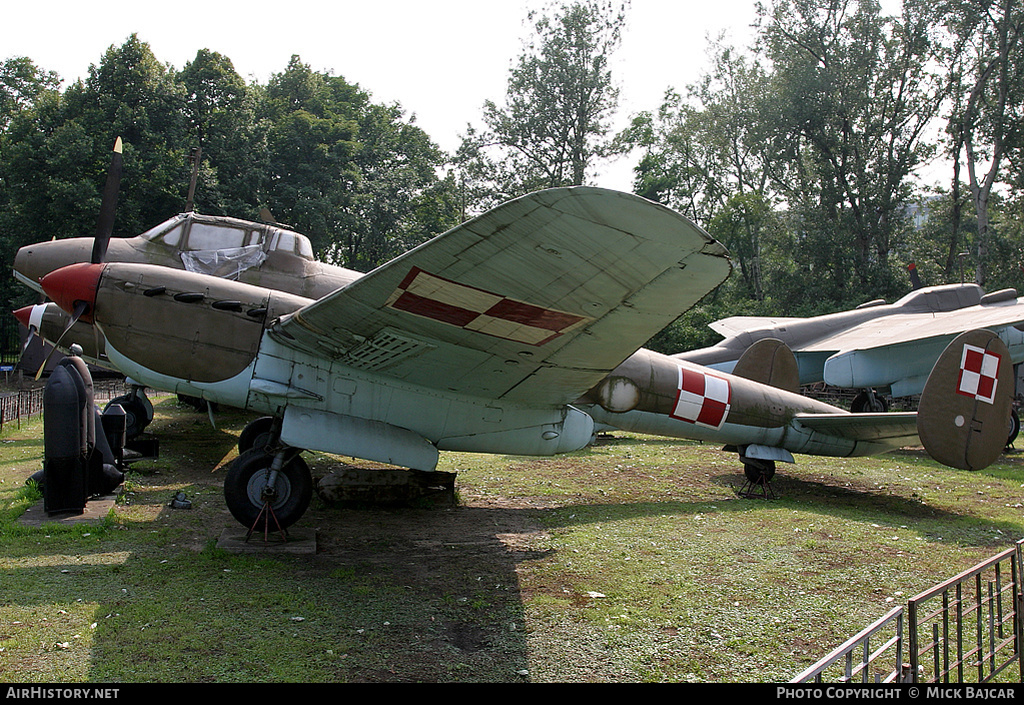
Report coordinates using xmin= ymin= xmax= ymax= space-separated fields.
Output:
xmin=385 ymin=267 xmax=589 ymax=346
xmin=671 ymin=365 xmax=732 ymax=430
xmin=957 ymin=343 xmax=1001 ymax=404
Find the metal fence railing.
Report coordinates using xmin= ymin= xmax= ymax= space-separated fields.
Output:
xmin=792 ymin=542 xmax=1024 ymax=683
xmin=0 ymin=379 xmax=136 ymax=431
xmin=908 ymin=547 xmax=1022 ymax=683
xmin=790 ymin=607 xmax=909 ymax=684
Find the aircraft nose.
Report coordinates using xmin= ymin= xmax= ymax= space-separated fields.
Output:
xmin=40 ymin=263 xmax=105 ymax=323
xmin=13 ymin=246 xmax=38 ymax=285
xmin=13 ymin=239 xmax=96 ymax=291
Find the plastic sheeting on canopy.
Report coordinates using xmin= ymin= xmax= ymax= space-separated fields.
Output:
xmin=180 ymin=245 xmax=268 ymax=280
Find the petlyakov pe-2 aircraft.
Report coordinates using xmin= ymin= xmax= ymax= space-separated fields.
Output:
xmin=13 ymin=205 xmax=359 ymax=303
xmin=16 ymin=139 xmax=1017 ymax=531
xmin=13 ymin=207 xmax=353 ymax=434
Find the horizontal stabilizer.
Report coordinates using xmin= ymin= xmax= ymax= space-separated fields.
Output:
xmin=917 ymin=329 xmax=1013 ymax=471
xmin=708 ymin=316 xmax=803 ymax=338
xmin=795 ymin=412 xmax=919 ymax=444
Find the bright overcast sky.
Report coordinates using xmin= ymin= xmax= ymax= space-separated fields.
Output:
xmin=4 ymin=0 xmax=906 ymax=190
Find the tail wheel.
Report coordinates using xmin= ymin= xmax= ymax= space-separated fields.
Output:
xmin=743 ymin=459 xmax=776 ymax=485
xmin=1008 ymin=409 xmax=1020 ymax=448
xmin=224 ymin=448 xmax=312 ymax=530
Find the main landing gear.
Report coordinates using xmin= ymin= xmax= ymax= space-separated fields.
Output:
xmin=850 ymin=390 xmax=889 ymax=413
xmin=224 ymin=416 xmax=312 ymax=537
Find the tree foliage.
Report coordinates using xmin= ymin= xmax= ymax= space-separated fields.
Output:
xmin=925 ymin=0 xmax=1024 ymax=286
xmin=0 ymin=38 xmax=460 ymax=294
xmin=456 ymin=0 xmax=627 ymax=211
xmin=624 ymin=0 xmax=948 ymax=331
xmin=3 ymin=0 xmax=1024 ymax=359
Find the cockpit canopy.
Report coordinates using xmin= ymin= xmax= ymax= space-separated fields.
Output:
xmin=140 ymin=213 xmax=315 ymax=260
xmin=893 ymin=283 xmax=985 ymax=312
xmin=138 ymin=213 xmax=316 ymax=279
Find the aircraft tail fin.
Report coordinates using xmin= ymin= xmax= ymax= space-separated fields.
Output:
xmin=731 ymin=338 xmax=800 ymax=394
xmin=917 ymin=329 xmax=1013 ymax=470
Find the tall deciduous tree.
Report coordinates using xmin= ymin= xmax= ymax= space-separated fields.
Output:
xmin=623 ymin=41 xmax=776 ymax=227
xmin=178 ymin=49 xmax=266 ymax=217
xmin=457 ymin=0 xmax=627 ymax=211
xmin=263 ymin=56 xmax=458 ymax=270
xmin=928 ymin=0 xmax=1024 ymax=286
xmin=0 ymin=57 xmax=59 ymax=131
xmin=757 ymin=0 xmax=941 ymax=301
xmin=66 ymin=34 xmax=190 ymax=234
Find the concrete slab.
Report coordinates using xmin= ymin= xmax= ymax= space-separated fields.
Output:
xmin=216 ymin=527 xmax=318 ymax=554
xmin=18 ymin=495 xmax=117 ymax=527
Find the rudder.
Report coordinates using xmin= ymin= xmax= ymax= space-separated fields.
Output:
xmin=917 ymin=329 xmax=1013 ymax=471
xmin=731 ymin=338 xmax=800 ymax=394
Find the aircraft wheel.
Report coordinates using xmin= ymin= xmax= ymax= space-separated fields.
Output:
xmin=238 ymin=416 xmax=277 ymax=454
xmin=224 ymin=448 xmax=312 ymax=530
xmin=851 ymin=391 xmax=888 ymax=413
xmin=1008 ymin=409 xmax=1020 ymax=448
xmin=104 ymin=394 xmax=150 ymax=440
xmin=743 ymin=459 xmax=775 ymax=485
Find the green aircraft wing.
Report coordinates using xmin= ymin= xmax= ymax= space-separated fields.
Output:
xmin=272 ymin=186 xmax=732 ymax=406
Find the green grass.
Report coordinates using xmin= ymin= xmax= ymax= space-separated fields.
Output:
xmin=1 ymin=398 xmax=1023 ymax=682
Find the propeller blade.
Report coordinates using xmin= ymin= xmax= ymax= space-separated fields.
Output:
xmin=91 ymin=137 xmax=123 ymax=265
xmin=34 ymin=300 xmax=88 ymax=380
xmin=13 ymin=305 xmax=41 ymax=367
xmin=18 ymin=325 xmax=37 ymax=368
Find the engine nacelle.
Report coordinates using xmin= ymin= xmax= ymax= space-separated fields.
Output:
xmin=41 ymin=262 xmax=310 ymax=385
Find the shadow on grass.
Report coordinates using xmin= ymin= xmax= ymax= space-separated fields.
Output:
xmin=4 ymin=406 xmax=1022 ymax=682
xmin=522 ymin=468 xmax=1022 ymax=548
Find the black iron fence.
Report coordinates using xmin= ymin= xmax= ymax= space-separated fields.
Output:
xmin=0 ymin=379 xmax=135 ymax=431
xmin=792 ymin=542 xmax=1024 ymax=683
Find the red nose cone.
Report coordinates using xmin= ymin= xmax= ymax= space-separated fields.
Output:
xmin=40 ymin=263 xmax=105 ymax=323
xmin=13 ymin=306 xmax=33 ymax=329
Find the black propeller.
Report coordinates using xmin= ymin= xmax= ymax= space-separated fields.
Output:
xmin=91 ymin=136 xmax=123 ymax=265
xmin=35 ymin=137 xmax=122 ymax=379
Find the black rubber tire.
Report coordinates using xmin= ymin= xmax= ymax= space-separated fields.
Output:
xmin=1008 ymin=409 xmax=1020 ymax=448
xmin=104 ymin=394 xmax=150 ymax=440
xmin=743 ymin=459 xmax=776 ymax=484
xmin=851 ymin=391 xmax=889 ymax=413
xmin=238 ymin=416 xmax=276 ymax=455
xmin=223 ymin=448 xmax=312 ymax=530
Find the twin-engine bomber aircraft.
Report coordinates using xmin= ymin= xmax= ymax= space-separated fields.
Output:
xmin=24 ymin=188 xmax=1014 ymax=531
xmin=13 ymin=143 xmax=1014 ymax=531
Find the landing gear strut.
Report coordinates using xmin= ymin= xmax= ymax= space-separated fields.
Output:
xmin=740 ymin=458 xmax=776 ymax=499
xmin=224 ymin=420 xmax=312 ymax=536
